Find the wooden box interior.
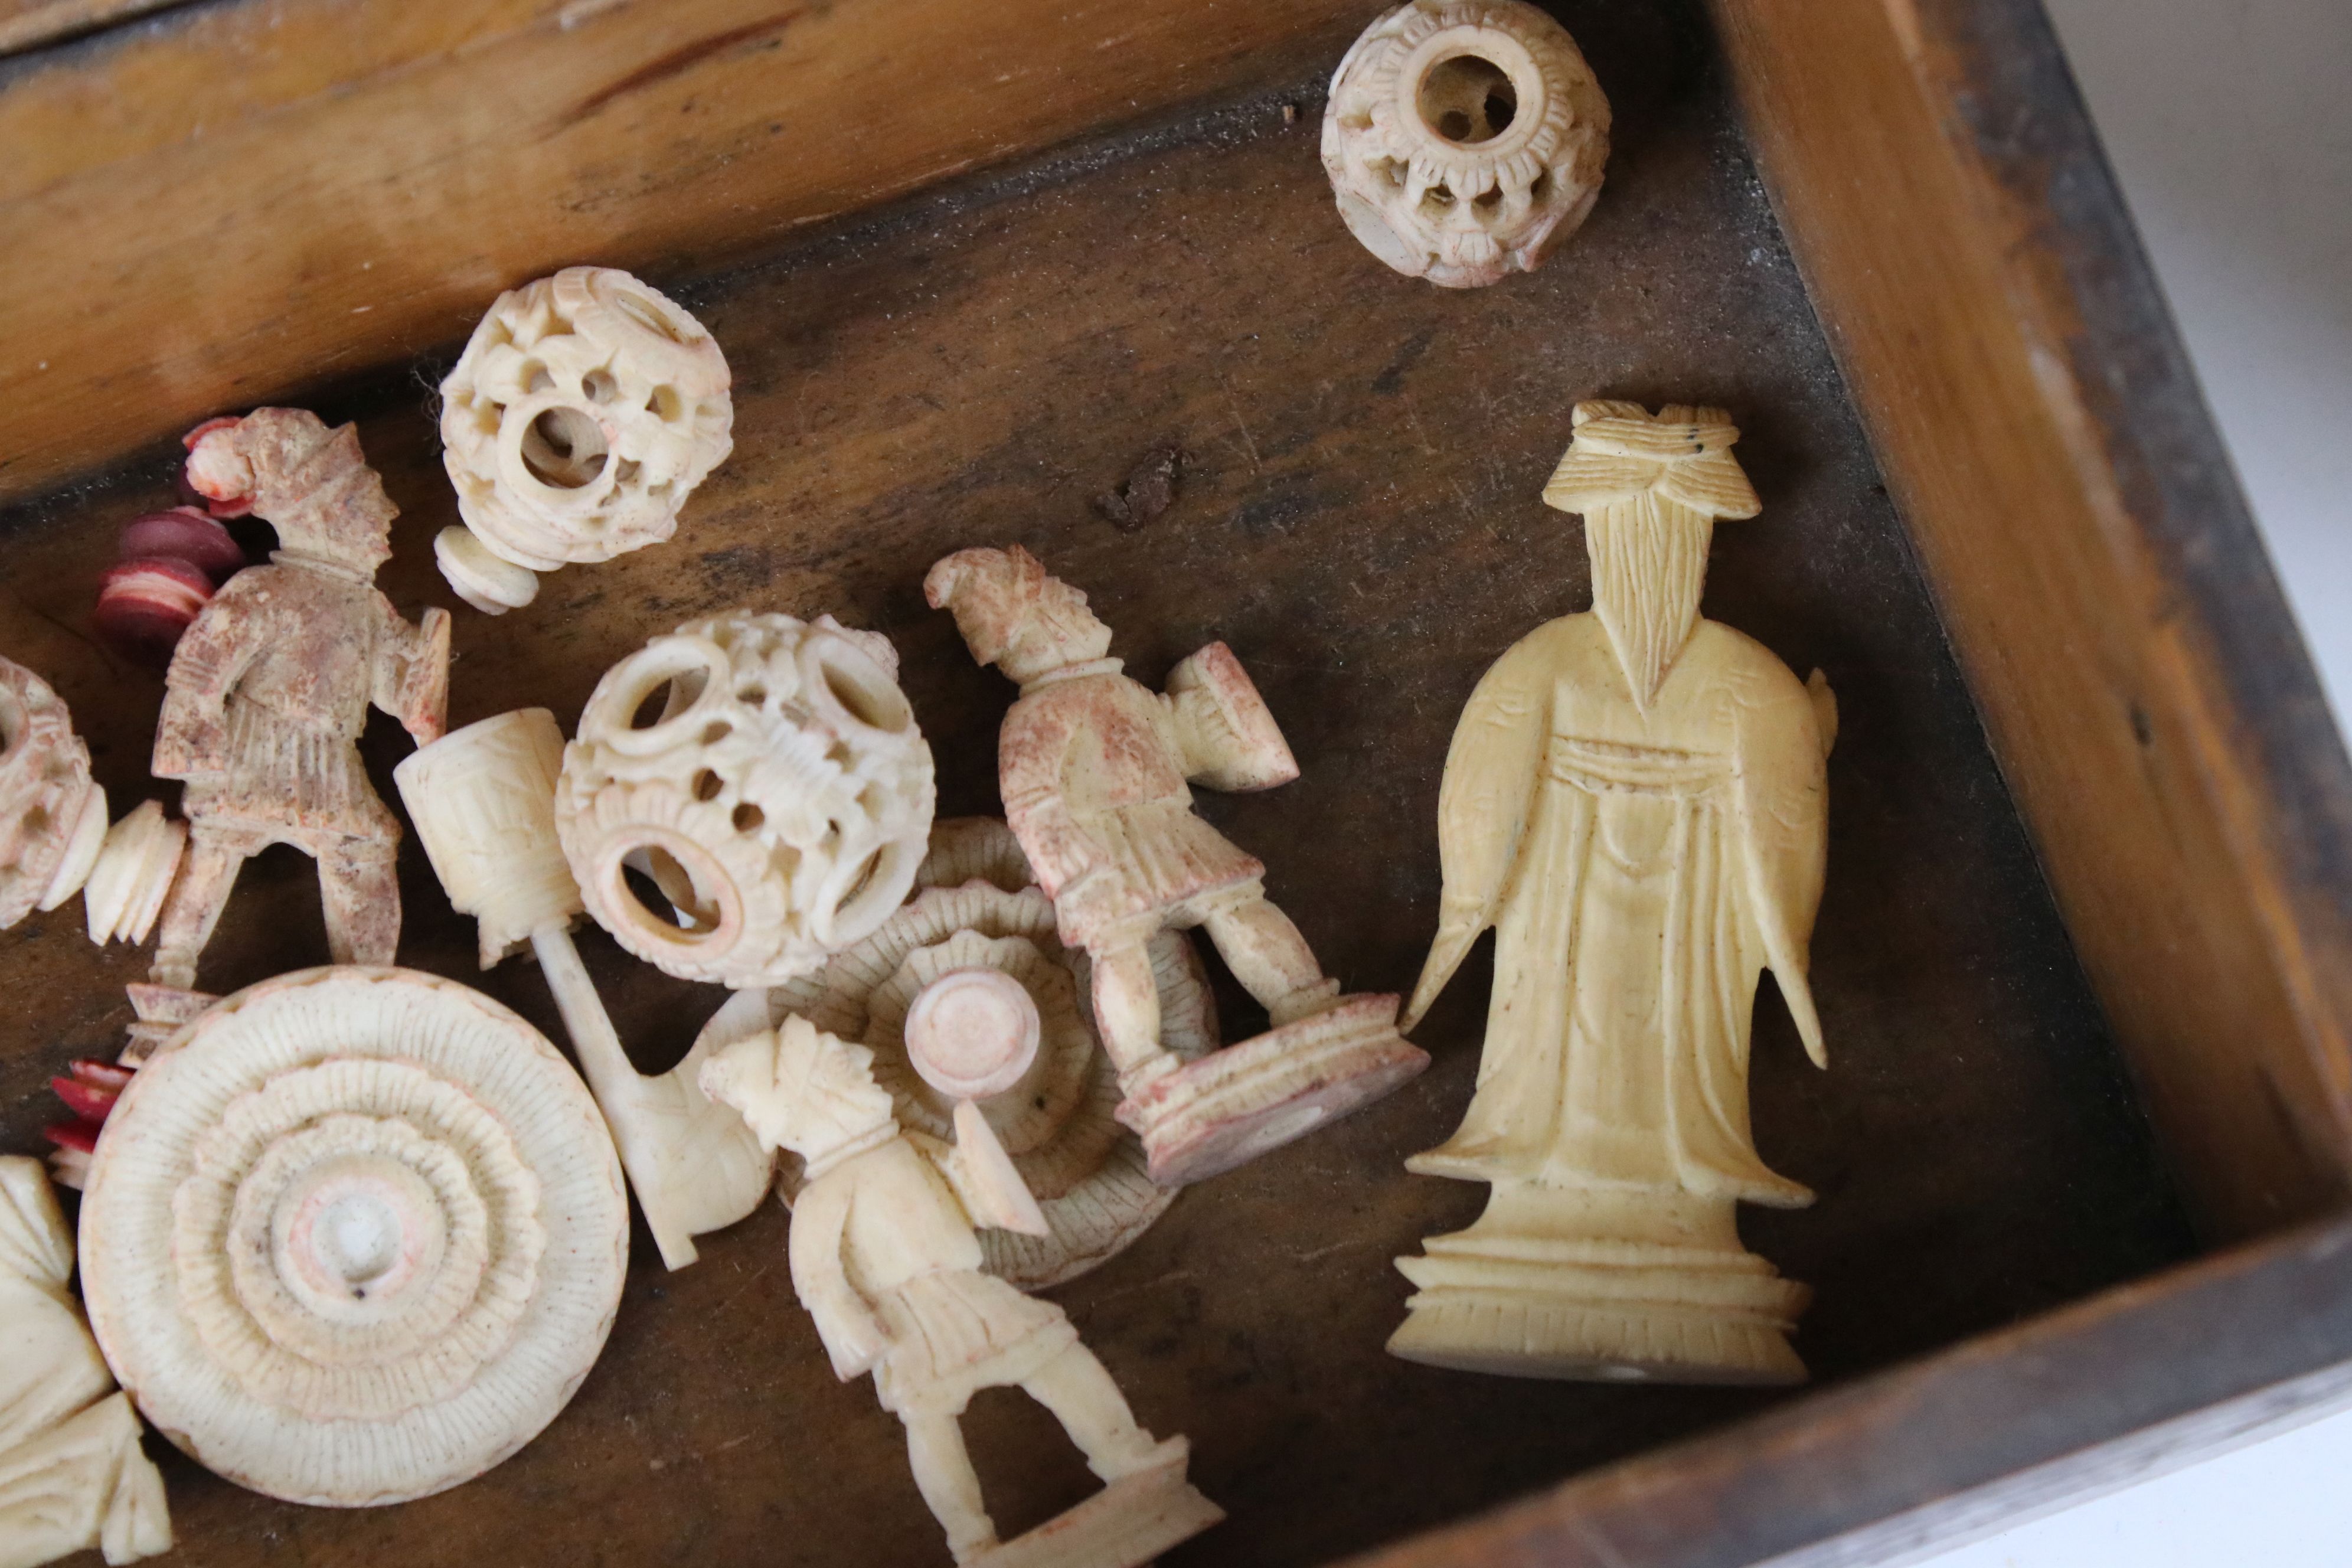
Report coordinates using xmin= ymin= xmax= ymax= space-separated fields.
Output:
xmin=3 ymin=1 xmax=2348 ymax=1564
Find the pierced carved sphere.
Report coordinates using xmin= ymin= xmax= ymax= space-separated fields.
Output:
xmin=439 ymin=267 xmax=732 ymax=580
xmin=78 ymin=968 xmax=628 ymax=1507
xmin=557 ymin=611 xmax=936 ymax=988
xmin=0 ymin=655 xmax=106 ymax=932
xmin=769 ymin=819 xmax=1216 ymax=1288
xmin=1322 ymin=0 xmax=1612 ymax=288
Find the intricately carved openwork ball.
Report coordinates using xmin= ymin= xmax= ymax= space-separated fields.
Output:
xmin=557 ymin=611 xmax=936 ymax=988
xmin=78 ymin=968 xmax=628 ymax=1507
xmin=767 ymin=818 xmax=1216 ymax=1288
xmin=1322 ymin=0 xmax=1612 ymax=288
xmin=436 ymin=266 xmax=733 ymax=612
xmin=0 ymin=655 xmax=105 ymax=932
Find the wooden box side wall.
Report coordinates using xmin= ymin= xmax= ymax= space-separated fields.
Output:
xmin=0 ymin=0 xmax=1369 ymax=498
xmin=1706 ymin=0 xmax=2352 ymax=1237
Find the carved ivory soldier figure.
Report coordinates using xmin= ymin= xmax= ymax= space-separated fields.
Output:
xmin=926 ymin=547 xmax=1425 ymax=1185
xmin=150 ymin=409 xmax=450 ymax=989
xmin=1391 ymin=401 xmax=1834 ymax=1384
xmin=701 ymin=1017 xmax=1221 ymax=1567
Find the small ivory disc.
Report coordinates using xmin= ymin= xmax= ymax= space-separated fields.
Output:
xmin=433 ymin=525 xmax=540 ymax=615
xmin=79 ymin=967 xmax=628 ymax=1507
xmin=767 ymin=819 xmax=1218 ymax=1288
xmin=904 ymin=967 xmax=1041 ymax=1100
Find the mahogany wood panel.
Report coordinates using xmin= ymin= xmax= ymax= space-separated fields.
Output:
xmin=0 ymin=5 xmax=2196 ymax=1560
xmin=1345 ymin=1210 xmax=2352 ymax=1568
xmin=0 ymin=0 xmax=1370 ymax=500
xmin=1707 ymin=0 xmax=2352 ymax=1240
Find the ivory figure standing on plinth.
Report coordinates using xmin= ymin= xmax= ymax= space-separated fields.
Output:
xmin=1391 ymin=401 xmax=1836 ymax=1384
xmin=927 ymin=547 xmax=1425 ymax=1186
xmin=152 ymin=409 xmax=450 ymax=990
xmin=700 ymin=1017 xmax=1221 ymax=1567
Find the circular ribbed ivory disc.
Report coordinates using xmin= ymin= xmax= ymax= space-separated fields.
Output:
xmin=766 ymin=819 xmax=1217 ymax=1289
xmin=80 ymin=968 xmax=629 ymax=1508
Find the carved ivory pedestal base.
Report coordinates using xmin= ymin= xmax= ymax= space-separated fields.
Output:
xmin=119 ymin=982 xmax=215 ymax=1066
xmin=1118 ymin=994 xmax=1426 ymax=1187
xmin=969 ymin=1437 xmax=1222 ymax=1568
xmin=1388 ymin=1182 xmax=1809 ymax=1384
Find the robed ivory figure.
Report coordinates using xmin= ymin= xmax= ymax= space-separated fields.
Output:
xmin=1390 ymin=401 xmax=1836 ymax=1384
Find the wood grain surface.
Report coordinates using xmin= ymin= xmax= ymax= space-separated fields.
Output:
xmin=1709 ymin=0 xmax=2352 ymax=1239
xmin=0 ymin=5 xmax=2197 ymax=1562
xmin=0 ymin=0 xmax=1370 ymax=501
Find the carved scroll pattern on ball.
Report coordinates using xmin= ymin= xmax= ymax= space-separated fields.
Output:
xmin=557 ymin=611 xmax=936 ymax=988
xmin=436 ymin=266 xmax=733 ymax=612
xmin=1322 ymin=0 xmax=1612 ymax=288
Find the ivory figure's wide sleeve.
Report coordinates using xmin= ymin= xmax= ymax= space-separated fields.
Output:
xmin=1405 ymin=624 xmax=1563 ymax=1028
xmin=1726 ymin=642 xmax=1830 ymax=1067
xmin=786 ymin=1175 xmax=884 ymax=1383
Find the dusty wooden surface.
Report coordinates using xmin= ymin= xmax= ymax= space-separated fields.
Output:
xmin=0 ymin=0 xmax=1370 ymax=501
xmin=1709 ymin=0 xmax=2352 ymax=1239
xmin=0 ymin=5 xmax=2194 ymax=1563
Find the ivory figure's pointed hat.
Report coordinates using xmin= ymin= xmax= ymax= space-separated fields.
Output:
xmin=1543 ymin=400 xmax=1761 ymax=520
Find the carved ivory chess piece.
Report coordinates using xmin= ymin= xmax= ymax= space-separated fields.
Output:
xmin=0 ymin=656 xmax=186 ymax=950
xmin=436 ymin=266 xmax=733 ymax=613
xmin=556 ymin=610 xmax=936 ymax=987
xmin=151 ymin=408 xmax=451 ymax=992
xmin=701 ymin=1017 xmax=1223 ymax=1567
xmin=79 ymin=966 xmax=629 ymax=1505
xmin=763 ymin=818 xmax=1216 ymax=1288
xmin=1390 ymin=401 xmax=1835 ymax=1384
xmin=0 ymin=1157 xmax=172 ymax=1568
xmin=927 ymin=547 xmax=1427 ymax=1185
xmin=396 ymin=707 xmax=772 ymax=1269
xmin=1322 ymin=0 xmax=1611 ymax=288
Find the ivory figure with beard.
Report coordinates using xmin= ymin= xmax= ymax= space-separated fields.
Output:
xmin=1392 ymin=400 xmax=1838 ymax=1384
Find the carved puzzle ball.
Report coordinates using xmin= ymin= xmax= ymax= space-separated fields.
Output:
xmin=0 ymin=655 xmax=106 ymax=932
xmin=557 ymin=611 xmax=937 ymax=988
xmin=438 ymin=266 xmax=733 ymax=574
xmin=1322 ymin=0 xmax=1611 ymax=288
